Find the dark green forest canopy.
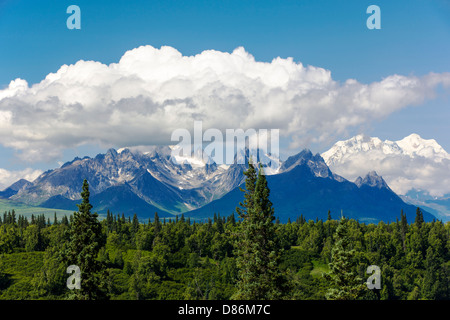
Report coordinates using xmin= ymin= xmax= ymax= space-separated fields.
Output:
xmin=1 ymin=207 xmax=449 ymax=300
xmin=0 ymin=177 xmax=449 ymax=300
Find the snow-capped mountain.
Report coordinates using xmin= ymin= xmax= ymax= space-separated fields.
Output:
xmin=322 ymin=133 xmax=450 ymax=221
xmin=396 ymin=134 xmax=449 ymax=160
xmin=0 ymin=142 xmax=435 ymax=222
xmin=322 ymin=133 xmax=449 ymax=166
xmin=8 ymin=146 xmax=280 ymax=216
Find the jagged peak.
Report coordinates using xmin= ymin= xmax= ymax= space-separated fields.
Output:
xmin=281 ymin=149 xmax=324 ymax=170
xmin=117 ymin=147 xmax=132 ymax=154
xmin=61 ymin=155 xmax=91 ymax=168
xmin=355 ymin=171 xmax=389 ymax=189
xmin=106 ymin=148 xmax=118 ymax=156
xmin=279 ymin=148 xmax=336 ymax=179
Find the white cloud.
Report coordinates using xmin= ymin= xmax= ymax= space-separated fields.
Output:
xmin=0 ymin=45 xmax=449 ymax=162
xmin=0 ymin=168 xmax=43 ymax=190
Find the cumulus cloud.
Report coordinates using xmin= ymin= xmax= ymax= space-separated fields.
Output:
xmin=0 ymin=45 xmax=450 ymax=162
xmin=0 ymin=168 xmax=43 ymax=190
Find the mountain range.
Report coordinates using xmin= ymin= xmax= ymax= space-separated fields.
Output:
xmin=187 ymin=150 xmax=433 ymax=223
xmin=0 ymin=144 xmax=434 ymax=224
xmin=7 ymin=146 xmax=247 ymax=217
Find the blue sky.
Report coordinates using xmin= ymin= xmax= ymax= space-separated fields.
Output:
xmin=0 ymin=0 xmax=449 ymax=178
xmin=2 ymin=0 xmax=450 ymax=84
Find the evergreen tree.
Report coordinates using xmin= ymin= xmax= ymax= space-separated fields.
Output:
xmin=65 ymin=179 xmax=108 ymax=300
xmin=61 ymin=215 xmax=69 ymax=226
xmin=236 ymin=159 xmax=257 ymax=220
xmin=131 ymin=213 xmax=140 ymax=236
xmin=324 ymin=217 xmax=366 ymax=300
xmin=421 ymin=247 xmax=449 ymax=299
xmin=400 ymin=210 xmax=408 ymax=252
xmin=232 ymin=162 xmax=282 ymax=300
xmin=154 ymin=212 xmax=161 ymax=234
xmin=415 ymin=207 xmax=424 ymax=229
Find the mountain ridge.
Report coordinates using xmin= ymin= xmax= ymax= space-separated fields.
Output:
xmin=187 ymin=152 xmax=433 ymax=223
xmin=1 ymin=145 xmax=435 ymax=222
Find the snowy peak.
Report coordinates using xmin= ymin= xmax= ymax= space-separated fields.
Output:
xmin=355 ymin=171 xmax=389 ymax=189
xmin=396 ymin=133 xmax=448 ymax=159
xmin=169 ymin=145 xmax=212 ymax=168
xmin=322 ymin=133 xmax=449 ymax=166
xmin=321 ymin=134 xmax=402 ymax=166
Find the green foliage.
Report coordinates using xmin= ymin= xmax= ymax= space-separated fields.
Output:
xmin=0 ymin=178 xmax=448 ymax=300
xmin=31 ymin=247 xmax=67 ymax=297
xmin=0 ymin=251 xmax=44 ymax=299
xmin=324 ymin=217 xmax=367 ymax=300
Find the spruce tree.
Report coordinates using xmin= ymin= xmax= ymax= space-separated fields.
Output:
xmin=400 ymin=210 xmax=408 ymax=252
xmin=154 ymin=212 xmax=161 ymax=233
xmin=324 ymin=217 xmax=366 ymax=300
xmin=233 ymin=162 xmax=282 ymax=300
xmin=414 ymin=207 xmax=424 ymax=229
xmin=65 ymin=179 xmax=108 ymax=300
xmin=236 ymin=159 xmax=257 ymax=220
xmin=131 ymin=213 xmax=140 ymax=236
xmin=421 ymin=246 xmax=449 ymax=299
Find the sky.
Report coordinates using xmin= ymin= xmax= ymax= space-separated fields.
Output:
xmin=0 ymin=0 xmax=449 ymax=189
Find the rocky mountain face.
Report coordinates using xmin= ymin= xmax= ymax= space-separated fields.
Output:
xmin=354 ymin=171 xmax=390 ymax=189
xmin=9 ymin=146 xmax=248 ymax=216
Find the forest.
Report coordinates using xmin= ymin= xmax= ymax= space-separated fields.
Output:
xmin=0 ymin=163 xmax=449 ymax=300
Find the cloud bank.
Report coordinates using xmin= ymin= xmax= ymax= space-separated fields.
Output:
xmin=1 ymin=45 xmax=450 ymax=163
